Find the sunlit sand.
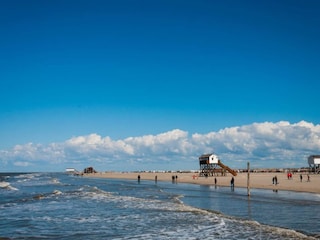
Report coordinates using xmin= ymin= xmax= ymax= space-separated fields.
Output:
xmin=85 ymin=171 xmax=320 ymax=194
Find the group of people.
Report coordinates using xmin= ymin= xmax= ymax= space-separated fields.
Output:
xmin=172 ymin=175 xmax=178 ymax=183
xmin=281 ymin=172 xmax=311 ymax=184
xmin=287 ymin=172 xmax=311 ymax=182
xmin=300 ymin=174 xmax=311 ymax=182
xmin=213 ymin=176 xmax=235 ymax=190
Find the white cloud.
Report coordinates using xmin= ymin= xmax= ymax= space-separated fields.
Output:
xmin=1 ymin=121 xmax=319 ymax=171
xmin=124 ymin=129 xmax=190 ymax=155
xmin=14 ymin=161 xmax=32 ymax=167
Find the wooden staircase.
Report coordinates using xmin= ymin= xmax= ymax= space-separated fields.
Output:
xmin=218 ymin=160 xmax=237 ymax=176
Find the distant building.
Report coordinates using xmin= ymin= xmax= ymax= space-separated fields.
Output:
xmin=65 ymin=168 xmax=80 ymax=175
xmin=308 ymin=155 xmax=320 ymax=173
xmin=83 ymin=166 xmax=97 ymax=174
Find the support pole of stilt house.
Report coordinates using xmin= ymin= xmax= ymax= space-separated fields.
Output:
xmin=247 ymin=162 xmax=250 ymax=196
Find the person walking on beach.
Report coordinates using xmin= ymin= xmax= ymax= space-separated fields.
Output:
xmin=214 ymin=177 xmax=217 ymax=185
xmin=300 ymin=174 xmax=303 ymax=182
xmin=272 ymin=176 xmax=278 ymax=185
xmin=230 ymin=177 xmax=234 ymax=190
xmin=307 ymin=174 xmax=310 ymax=182
xmin=272 ymin=177 xmax=275 ymax=185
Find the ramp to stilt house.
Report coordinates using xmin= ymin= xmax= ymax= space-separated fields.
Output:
xmin=217 ymin=160 xmax=237 ymax=176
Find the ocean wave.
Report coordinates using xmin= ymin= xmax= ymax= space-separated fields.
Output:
xmin=65 ymin=184 xmax=313 ymax=238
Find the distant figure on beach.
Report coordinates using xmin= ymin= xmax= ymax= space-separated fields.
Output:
xmin=307 ymin=175 xmax=310 ymax=182
xmin=138 ymin=175 xmax=140 ymax=183
xmin=230 ymin=177 xmax=234 ymax=190
xmin=175 ymin=175 xmax=178 ymax=183
xmin=300 ymin=174 xmax=303 ymax=182
xmin=214 ymin=177 xmax=217 ymax=185
xmin=172 ymin=175 xmax=175 ymax=183
xmin=155 ymin=175 xmax=157 ymax=183
xmin=272 ymin=176 xmax=278 ymax=185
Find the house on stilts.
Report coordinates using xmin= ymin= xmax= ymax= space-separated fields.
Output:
xmin=199 ymin=153 xmax=237 ymax=177
xmin=308 ymin=155 xmax=320 ymax=173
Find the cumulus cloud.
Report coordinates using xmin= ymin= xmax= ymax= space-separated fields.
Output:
xmin=1 ymin=121 xmax=319 ymax=171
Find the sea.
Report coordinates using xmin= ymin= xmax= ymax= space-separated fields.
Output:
xmin=1 ymin=172 xmax=319 ymax=240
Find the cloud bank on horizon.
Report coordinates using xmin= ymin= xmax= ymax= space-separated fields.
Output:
xmin=1 ymin=121 xmax=319 ymax=172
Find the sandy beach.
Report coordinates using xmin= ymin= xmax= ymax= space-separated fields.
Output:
xmin=85 ymin=171 xmax=320 ymax=194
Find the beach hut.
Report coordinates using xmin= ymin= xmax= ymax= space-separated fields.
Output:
xmin=308 ymin=155 xmax=320 ymax=173
xmin=65 ymin=168 xmax=80 ymax=175
xmin=65 ymin=168 xmax=76 ymax=173
xmin=199 ymin=153 xmax=219 ymax=165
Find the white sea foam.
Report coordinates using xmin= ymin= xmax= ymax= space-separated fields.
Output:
xmin=53 ymin=190 xmax=62 ymax=195
xmin=0 ymin=181 xmax=10 ymax=188
xmin=7 ymin=185 xmax=19 ymax=191
xmin=51 ymin=178 xmax=61 ymax=184
xmin=0 ymin=181 xmax=18 ymax=191
xmin=14 ymin=173 xmax=40 ymax=179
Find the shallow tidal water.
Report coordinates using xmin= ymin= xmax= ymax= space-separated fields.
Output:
xmin=1 ymin=172 xmax=319 ymax=239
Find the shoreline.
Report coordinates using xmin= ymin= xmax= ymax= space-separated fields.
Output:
xmin=84 ymin=172 xmax=320 ymax=194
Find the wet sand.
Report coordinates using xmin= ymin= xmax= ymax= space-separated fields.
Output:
xmin=85 ymin=171 xmax=320 ymax=194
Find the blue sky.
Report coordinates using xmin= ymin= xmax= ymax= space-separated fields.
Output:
xmin=1 ymin=0 xmax=320 ymax=172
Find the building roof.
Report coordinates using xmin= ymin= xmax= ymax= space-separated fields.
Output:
xmin=199 ymin=153 xmax=214 ymax=158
